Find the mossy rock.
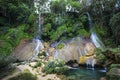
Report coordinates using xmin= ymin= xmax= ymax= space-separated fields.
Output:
xmin=107 ymin=68 xmax=120 ymax=80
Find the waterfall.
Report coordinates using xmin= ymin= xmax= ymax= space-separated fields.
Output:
xmin=86 ymin=12 xmax=92 ymax=29
xmin=85 ymin=12 xmax=105 ymax=69
xmin=90 ymin=32 xmax=105 ymax=51
xmin=86 ymin=12 xmax=105 ymax=51
xmin=30 ymin=13 xmax=44 ymax=60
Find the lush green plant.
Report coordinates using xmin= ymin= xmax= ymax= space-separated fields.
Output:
xmin=95 ymin=49 xmax=107 ymax=65
xmin=0 ymin=0 xmax=36 ymax=56
xmin=9 ymin=71 xmax=37 ymax=80
xmin=4 ymin=24 xmax=31 ymax=46
xmin=0 ymin=0 xmax=35 ymax=24
xmin=0 ymin=55 xmax=15 ymax=68
xmin=57 ymin=43 xmax=64 ymax=49
xmin=43 ymin=59 xmax=68 ymax=74
xmin=50 ymin=0 xmax=66 ymax=13
xmin=110 ymin=64 xmax=120 ymax=69
xmin=38 ymin=51 xmax=46 ymax=57
xmin=34 ymin=60 xmax=42 ymax=68
xmin=0 ymin=41 xmax=13 ymax=56
xmin=109 ymin=12 xmax=120 ymax=45
xmin=0 ymin=24 xmax=33 ymax=56
xmin=42 ymin=13 xmax=89 ymax=42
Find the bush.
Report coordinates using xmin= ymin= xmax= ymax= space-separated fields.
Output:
xmin=109 ymin=12 xmax=120 ymax=45
xmin=43 ymin=59 xmax=68 ymax=74
xmin=42 ymin=13 xmax=89 ymax=42
xmin=57 ymin=43 xmax=64 ymax=49
xmin=95 ymin=49 xmax=107 ymax=65
xmin=110 ymin=64 xmax=120 ymax=69
xmin=9 ymin=71 xmax=37 ymax=80
xmin=34 ymin=60 xmax=42 ymax=68
xmin=0 ymin=55 xmax=15 ymax=69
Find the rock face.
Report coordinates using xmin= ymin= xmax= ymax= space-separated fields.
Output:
xmin=12 ymin=39 xmax=44 ymax=61
xmin=53 ymin=37 xmax=96 ymax=64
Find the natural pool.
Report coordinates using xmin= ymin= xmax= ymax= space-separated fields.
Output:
xmin=64 ymin=67 xmax=106 ymax=80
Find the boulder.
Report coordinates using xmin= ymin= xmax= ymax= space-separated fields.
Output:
xmin=12 ymin=39 xmax=44 ymax=61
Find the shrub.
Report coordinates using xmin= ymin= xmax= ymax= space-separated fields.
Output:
xmin=57 ymin=43 xmax=64 ymax=49
xmin=0 ymin=55 xmax=15 ymax=69
xmin=34 ymin=60 xmax=42 ymax=68
xmin=109 ymin=12 xmax=120 ymax=45
xmin=9 ymin=71 xmax=37 ymax=80
xmin=95 ymin=49 xmax=107 ymax=65
xmin=110 ymin=64 xmax=120 ymax=69
xmin=43 ymin=59 xmax=68 ymax=74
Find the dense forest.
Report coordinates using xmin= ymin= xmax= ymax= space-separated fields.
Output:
xmin=0 ymin=0 xmax=120 ymax=80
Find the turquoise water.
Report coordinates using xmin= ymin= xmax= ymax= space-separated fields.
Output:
xmin=64 ymin=67 xmax=106 ymax=80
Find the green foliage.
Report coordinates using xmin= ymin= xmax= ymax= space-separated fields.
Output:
xmin=0 ymin=55 xmax=15 ymax=68
xmin=70 ymin=1 xmax=81 ymax=11
xmin=50 ymin=0 xmax=66 ymax=13
xmin=38 ymin=51 xmax=46 ymax=57
xmin=0 ymin=41 xmax=13 ymax=56
xmin=27 ymin=13 xmax=37 ymax=24
xmin=42 ymin=13 xmax=89 ymax=42
xmin=95 ymin=49 xmax=107 ymax=65
xmin=94 ymin=24 xmax=107 ymax=37
xmin=110 ymin=46 xmax=120 ymax=53
xmin=0 ymin=24 xmax=33 ymax=56
xmin=4 ymin=24 xmax=31 ymax=46
xmin=0 ymin=0 xmax=36 ymax=56
xmin=57 ymin=43 xmax=64 ymax=49
xmin=34 ymin=60 xmax=42 ymax=68
xmin=110 ymin=64 xmax=120 ymax=69
xmin=109 ymin=12 xmax=120 ymax=45
xmin=9 ymin=71 xmax=37 ymax=80
xmin=43 ymin=59 xmax=68 ymax=74
xmin=0 ymin=0 xmax=35 ymax=24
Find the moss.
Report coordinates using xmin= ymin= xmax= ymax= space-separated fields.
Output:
xmin=57 ymin=43 xmax=64 ymax=49
xmin=9 ymin=71 xmax=37 ymax=80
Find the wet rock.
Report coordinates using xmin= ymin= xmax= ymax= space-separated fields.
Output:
xmin=53 ymin=37 xmax=96 ymax=64
xmin=72 ymin=63 xmax=79 ymax=67
xmin=12 ymin=39 xmax=44 ymax=61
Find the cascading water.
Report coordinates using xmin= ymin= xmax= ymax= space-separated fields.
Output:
xmin=30 ymin=13 xmax=44 ymax=60
xmin=90 ymin=32 xmax=105 ymax=51
xmin=86 ymin=12 xmax=105 ymax=51
xmin=85 ymin=12 xmax=105 ymax=69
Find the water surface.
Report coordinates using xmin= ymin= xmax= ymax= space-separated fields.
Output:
xmin=64 ymin=67 xmax=106 ymax=80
